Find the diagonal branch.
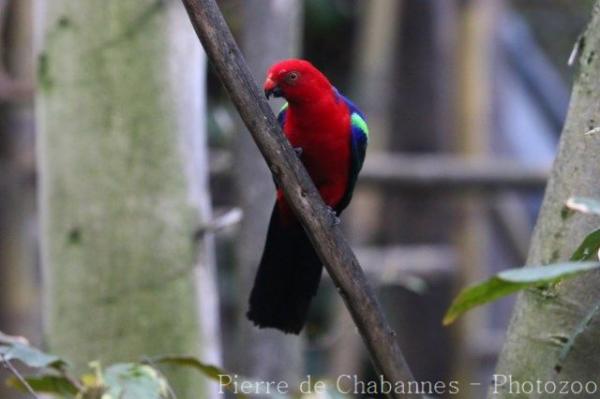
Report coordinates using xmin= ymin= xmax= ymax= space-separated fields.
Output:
xmin=179 ymin=0 xmax=420 ymax=397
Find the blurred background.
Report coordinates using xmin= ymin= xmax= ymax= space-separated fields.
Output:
xmin=0 ymin=0 xmax=594 ymax=398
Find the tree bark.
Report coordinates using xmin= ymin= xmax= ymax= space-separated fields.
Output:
xmin=233 ymin=0 xmax=303 ymax=384
xmin=37 ymin=1 xmax=219 ymax=396
xmin=490 ymin=2 xmax=600 ymax=398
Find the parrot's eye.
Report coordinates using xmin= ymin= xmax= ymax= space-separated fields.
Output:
xmin=286 ymin=71 xmax=300 ymax=84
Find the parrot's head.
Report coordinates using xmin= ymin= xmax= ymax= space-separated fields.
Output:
xmin=263 ymin=59 xmax=331 ymax=104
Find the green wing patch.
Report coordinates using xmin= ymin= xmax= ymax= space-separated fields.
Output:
xmin=277 ymin=102 xmax=289 ymax=127
xmin=351 ymin=113 xmax=369 ymax=140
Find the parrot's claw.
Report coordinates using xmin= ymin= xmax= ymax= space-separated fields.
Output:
xmin=294 ymin=147 xmax=303 ymax=157
xmin=326 ymin=206 xmax=341 ymax=226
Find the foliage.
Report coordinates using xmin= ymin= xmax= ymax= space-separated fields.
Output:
xmin=1 ymin=333 xmax=348 ymax=399
xmin=0 ymin=333 xmax=217 ymax=399
xmin=443 ymin=196 xmax=600 ymax=325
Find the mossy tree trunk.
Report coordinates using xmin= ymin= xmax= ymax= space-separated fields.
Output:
xmin=490 ymin=2 xmax=600 ymax=398
xmin=37 ymin=0 xmax=219 ymax=396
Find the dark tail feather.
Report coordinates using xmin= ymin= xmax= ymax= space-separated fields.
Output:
xmin=247 ymin=205 xmax=322 ymax=334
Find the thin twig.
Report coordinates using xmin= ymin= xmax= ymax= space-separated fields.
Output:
xmin=179 ymin=1 xmax=420 ymax=398
xmin=568 ymin=34 xmax=584 ymax=66
xmin=194 ymin=207 xmax=243 ymax=239
xmin=0 ymin=354 xmax=40 ymax=399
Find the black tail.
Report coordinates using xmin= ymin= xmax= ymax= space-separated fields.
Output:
xmin=247 ymin=205 xmax=322 ymax=334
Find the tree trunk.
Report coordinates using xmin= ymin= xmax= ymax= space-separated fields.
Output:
xmin=0 ymin=1 xmax=37 ymax=398
xmin=232 ymin=0 xmax=303 ymax=384
xmin=0 ymin=0 xmax=37 ymax=339
xmin=490 ymin=2 xmax=600 ymax=398
xmin=37 ymin=0 xmax=219 ymax=396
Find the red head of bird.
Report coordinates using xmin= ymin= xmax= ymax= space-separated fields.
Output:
xmin=263 ymin=59 xmax=332 ymax=104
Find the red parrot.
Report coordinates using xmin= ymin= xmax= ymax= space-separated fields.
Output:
xmin=247 ymin=59 xmax=369 ymax=334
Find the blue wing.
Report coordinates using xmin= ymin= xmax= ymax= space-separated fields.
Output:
xmin=277 ymin=102 xmax=288 ymax=129
xmin=271 ymin=103 xmax=289 ymax=188
xmin=335 ymin=90 xmax=369 ymax=213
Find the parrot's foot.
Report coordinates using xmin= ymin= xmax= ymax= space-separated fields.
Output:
xmin=294 ymin=147 xmax=303 ymax=157
xmin=325 ymin=206 xmax=341 ymax=226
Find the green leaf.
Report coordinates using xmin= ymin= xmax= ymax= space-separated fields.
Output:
xmin=103 ymin=363 xmax=169 ymax=399
xmin=152 ymin=356 xmax=248 ymax=398
xmin=443 ymin=278 xmax=529 ymax=326
xmin=152 ymin=355 xmax=227 ymax=382
xmin=497 ymin=261 xmax=600 ymax=282
xmin=6 ymin=375 xmax=78 ymax=397
xmin=566 ymin=196 xmax=600 ymax=215
xmin=443 ymin=262 xmax=600 ymax=325
xmin=570 ymin=229 xmax=600 ymax=261
xmin=0 ymin=342 xmax=66 ymax=369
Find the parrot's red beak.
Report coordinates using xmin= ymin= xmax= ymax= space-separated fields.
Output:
xmin=264 ymin=76 xmax=282 ymax=99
